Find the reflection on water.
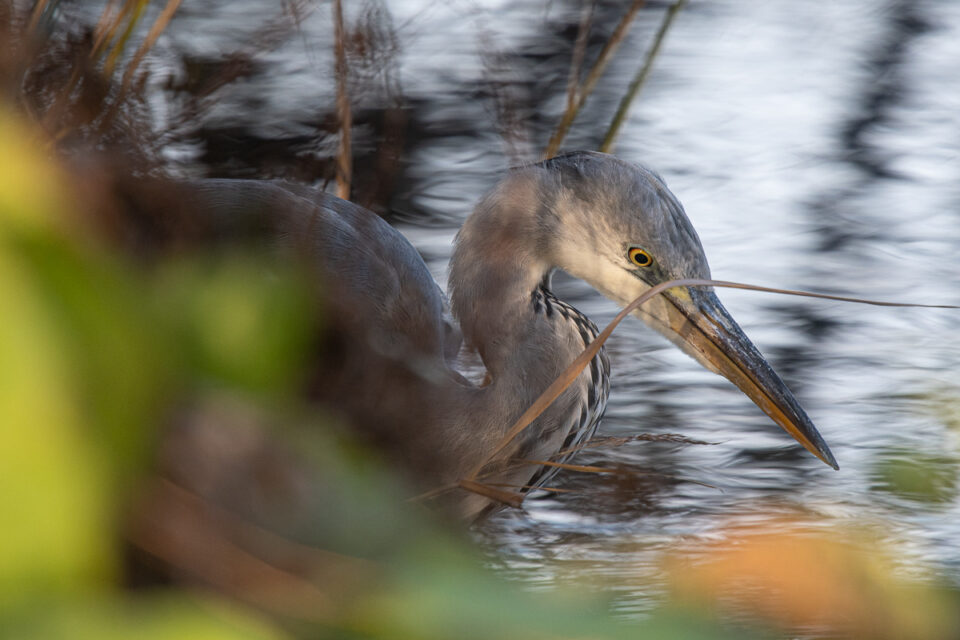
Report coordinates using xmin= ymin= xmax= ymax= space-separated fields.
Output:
xmin=130 ymin=0 xmax=960 ymax=616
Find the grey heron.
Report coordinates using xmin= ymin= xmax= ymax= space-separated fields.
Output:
xmin=192 ymin=150 xmax=836 ymax=519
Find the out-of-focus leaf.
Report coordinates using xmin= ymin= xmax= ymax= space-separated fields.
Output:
xmin=355 ymin=558 xmax=627 ymax=640
xmin=2 ymin=595 xmax=286 ymax=640
xmin=154 ymin=256 xmax=316 ymax=396
xmin=871 ymin=449 xmax=959 ymax=504
xmin=0 ymin=107 xmax=157 ymax=610
xmin=0 ymin=245 xmax=115 ymax=611
xmin=0 ymin=107 xmax=289 ymax=639
xmin=351 ymin=545 xmax=763 ymax=640
xmin=924 ymin=387 xmax=960 ymax=433
xmin=0 ymin=107 xmax=71 ymax=234
xmin=665 ymin=521 xmax=959 ymax=640
xmin=1 ymin=106 xmax=172 ymax=488
xmin=13 ymin=237 xmax=173 ymax=485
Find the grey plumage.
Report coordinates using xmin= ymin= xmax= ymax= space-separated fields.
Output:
xmin=188 ymin=150 xmax=836 ymax=519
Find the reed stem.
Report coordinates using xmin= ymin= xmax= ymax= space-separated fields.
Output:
xmin=543 ymin=0 xmax=645 ymax=159
xmin=333 ymin=0 xmax=352 ymax=200
xmin=599 ymin=0 xmax=688 ymax=153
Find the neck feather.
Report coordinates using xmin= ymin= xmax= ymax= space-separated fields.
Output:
xmin=448 ymin=169 xmax=558 ymax=373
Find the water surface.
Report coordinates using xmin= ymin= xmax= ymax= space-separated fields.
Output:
xmin=115 ymin=0 xmax=960 ymax=616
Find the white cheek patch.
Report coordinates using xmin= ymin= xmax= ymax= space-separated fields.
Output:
xmin=554 ymin=235 xmax=725 ymax=377
xmin=590 ymin=262 xmax=647 ymax=307
xmin=551 ymin=221 xmax=642 ymax=306
xmin=555 ymin=250 xmax=644 ymax=308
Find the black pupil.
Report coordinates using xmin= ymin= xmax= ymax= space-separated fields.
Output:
xmin=634 ymin=251 xmax=649 ymax=265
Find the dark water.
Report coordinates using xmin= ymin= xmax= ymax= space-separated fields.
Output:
xmin=91 ymin=0 xmax=960 ymax=615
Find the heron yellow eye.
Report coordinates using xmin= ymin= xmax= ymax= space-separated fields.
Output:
xmin=628 ymin=247 xmax=653 ymax=267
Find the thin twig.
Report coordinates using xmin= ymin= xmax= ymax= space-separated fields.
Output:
xmin=516 ymin=459 xmax=717 ymax=489
xmin=543 ymin=0 xmax=645 ymax=159
xmin=557 ymin=433 xmax=716 ymax=457
xmin=485 ymin=482 xmax=577 ymax=494
xmin=518 ymin=458 xmax=649 ymax=475
xmin=333 ymin=0 xmax=352 ymax=200
xmin=458 ymin=479 xmax=525 ymax=508
xmin=600 ymin=0 xmax=688 ymax=153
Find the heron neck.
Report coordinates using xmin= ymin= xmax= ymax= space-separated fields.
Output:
xmin=448 ymin=172 xmax=559 ymax=376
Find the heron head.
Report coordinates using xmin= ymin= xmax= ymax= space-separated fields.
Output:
xmin=542 ymin=151 xmax=837 ymax=469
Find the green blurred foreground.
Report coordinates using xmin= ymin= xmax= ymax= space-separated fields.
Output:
xmin=1 ymin=106 xmax=959 ymax=639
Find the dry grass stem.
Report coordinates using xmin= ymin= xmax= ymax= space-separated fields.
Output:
xmin=543 ymin=0 xmax=645 ymax=159
xmin=485 ymin=483 xmax=576 ymax=494
xmin=333 ymin=0 xmax=352 ymax=200
xmin=564 ymin=0 xmax=596 ymax=114
xmin=104 ymin=0 xmax=148 ymax=74
xmin=26 ymin=0 xmax=50 ymax=34
xmin=558 ymin=433 xmax=716 ymax=457
xmin=92 ymin=0 xmax=123 ymax=56
xmin=458 ymin=479 xmax=525 ymax=508
xmin=463 ymin=275 xmax=682 ymax=482
xmin=600 ymin=0 xmax=688 ymax=153
xmin=518 ymin=458 xmax=648 ymax=475
xmin=91 ymin=0 xmax=183 ymax=135
xmin=120 ymin=0 xmax=183 ymax=95
xmin=516 ymin=459 xmax=719 ymax=490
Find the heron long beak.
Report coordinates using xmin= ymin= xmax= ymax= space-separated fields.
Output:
xmin=641 ymin=286 xmax=838 ymax=469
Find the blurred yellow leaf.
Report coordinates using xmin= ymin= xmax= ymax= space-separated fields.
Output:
xmin=2 ymin=595 xmax=287 ymax=640
xmin=0 ymin=107 xmax=71 ymax=235
xmin=0 ymin=108 xmax=168 ymax=611
xmin=0 ymin=247 xmax=115 ymax=609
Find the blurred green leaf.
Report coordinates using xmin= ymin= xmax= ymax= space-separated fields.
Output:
xmin=154 ymin=256 xmax=317 ymax=397
xmin=871 ymin=449 xmax=959 ymax=504
xmin=0 ymin=244 xmax=116 ymax=611
xmin=2 ymin=595 xmax=286 ymax=640
xmin=1 ymin=104 xmax=172 ymax=491
xmin=0 ymin=107 xmax=290 ymax=638
xmin=926 ymin=388 xmax=960 ymax=433
xmin=13 ymin=235 xmax=173 ymax=485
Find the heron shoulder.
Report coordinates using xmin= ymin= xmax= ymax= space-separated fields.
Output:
xmin=191 ymin=179 xmax=459 ymax=367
